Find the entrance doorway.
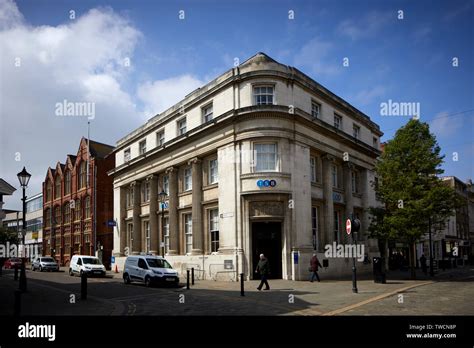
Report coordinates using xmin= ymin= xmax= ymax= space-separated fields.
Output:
xmin=251 ymin=221 xmax=282 ymax=279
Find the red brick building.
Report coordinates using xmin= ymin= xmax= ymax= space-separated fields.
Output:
xmin=42 ymin=138 xmax=115 ymax=268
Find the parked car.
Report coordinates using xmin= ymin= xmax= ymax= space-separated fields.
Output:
xmin=4 ymin=258 xmax=23 ymax=269
xmin=31 ymin=257 xmax=59 ymax=272
xmin=69 ymin=255 xmax=106 ymax=277
xmin=123 ymin=255 xmax=179 ymax=287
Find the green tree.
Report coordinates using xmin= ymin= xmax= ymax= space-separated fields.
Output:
xmin=368 ymin=119 xmax=460 ymax=279
xmin=0 ymin=226 xmax=20 ymax=276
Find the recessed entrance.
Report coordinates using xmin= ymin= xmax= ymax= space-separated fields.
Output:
xmin=251 ymin=221 xmax=282 ymax=279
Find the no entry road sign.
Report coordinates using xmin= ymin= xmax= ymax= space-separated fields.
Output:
xmin=346 ymin=219 xmax=351 ymax=235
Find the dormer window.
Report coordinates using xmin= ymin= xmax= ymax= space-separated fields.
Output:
xmin=202 ymin=103 xmax=213 ymax=123
xmin=124 ymin=148 xmax=131 ymax=162
xmin=311 ymin=101 xmax=321 ymax=119
xmin=178 ymin=118 xmax=187 ymax=135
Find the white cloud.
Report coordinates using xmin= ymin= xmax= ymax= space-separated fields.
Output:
xmin=430 ymin=111 xmax=462 ymax=138
xmin=337 ymin=11 xmax=392 ymax=41
xmin=137 ymin=75 xmax=203 ymax=117
xmin=293 ymin=37 xmax=339 ymax=76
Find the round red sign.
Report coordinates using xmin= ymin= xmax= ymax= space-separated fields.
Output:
xmin=346 ymin=219 xmax=352 ymax=235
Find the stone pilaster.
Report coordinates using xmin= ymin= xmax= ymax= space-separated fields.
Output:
xmin=148 ymin=175 xmax=158 ymax=255
xmin=166 ymin=167 xmax=179 ymax=255
xmin=131 ymin=180 xmax=142 ymax=255
xmin=322 ymin=154 xmax=335 ymax=245
xmin=119 ymin=186 xmax=127 ymax=255
xmin=189 ymin=158 xmax=203 ymax=255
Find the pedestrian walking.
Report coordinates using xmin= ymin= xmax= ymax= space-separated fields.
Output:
xmin=255 ymin=254 xmax=270 ymax=291
xmin=420 ymin=254 xmax=427 ymax=275
xmin=309 ymin=253 xmax=322 ymax=282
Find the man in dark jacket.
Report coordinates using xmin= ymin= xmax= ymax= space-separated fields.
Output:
xmin=309 ymin=253 xmax=322 ymax=282
xmin=256 ymin=254 xmax=270 ymax=290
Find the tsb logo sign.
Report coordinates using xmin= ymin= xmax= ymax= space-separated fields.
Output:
xmin=257 ymin=179 xmax=277 ymax=188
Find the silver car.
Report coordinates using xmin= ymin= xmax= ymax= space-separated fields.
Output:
xmin=32 ymin=257 xmax=59 ymax=272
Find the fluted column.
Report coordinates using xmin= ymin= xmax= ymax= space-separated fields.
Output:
xmin=131 ymin=180 xmax=142 ymax=255
xmin=189 ymin=158 xmax=203 ymax=255
xmin=119 ymin=186 xmax=127 ymax=255
xmin=148 ymin=175 xmax=158 ymax=255
xmin=343 ymin=162 xmax=354 ymax=243
xmin=322 ymin=154 xmax=335 ymax=245
xmin=166 ymin=167 xmax=179 ymax=255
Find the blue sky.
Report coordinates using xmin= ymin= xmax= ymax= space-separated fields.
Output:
xmin=1 ymin=0 xmax=473 ymax=208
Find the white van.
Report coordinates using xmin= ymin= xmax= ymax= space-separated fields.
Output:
xmin=69 ymin=255 xmax=106 ymax=277
xmin=123 ymin=255 xmax=179 ymax=287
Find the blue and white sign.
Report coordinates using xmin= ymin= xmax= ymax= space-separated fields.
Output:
xmin=107 ymin=220 xmax=117 ymax=227
xmin=257 ymin=179 xmax=277 ymax=188
xmin=160 ymin=201 xmax=169 ymax=209
xmin=111 ymin=256 xmax=115 ymax=264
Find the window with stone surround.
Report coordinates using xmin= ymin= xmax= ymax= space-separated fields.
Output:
xmin=254 ymin=143 xmax=278 ymax=172
xmin=209 ymin=209 xmax=219 ymax=253
xmin=184 ymin=213 xmax=193 ymax=254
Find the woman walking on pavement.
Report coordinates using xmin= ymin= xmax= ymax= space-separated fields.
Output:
xmin=309 ymin=253 xmax=322 ymax=282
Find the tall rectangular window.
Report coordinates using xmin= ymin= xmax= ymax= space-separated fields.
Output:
xmin=255 ymin=143 xmax=277 ymax=172
xmin=139 ymin=140 xmax=147 ymax=155
xmin=144 ymin=221 xmax=150 ymax=253
xmin=202 ymin=104 xmax=213 ymax=123
xmin=178 ymin=118 xmax=187 ymax=135
xmin=127 ymin=223 xmax=133 ymax=250
xmin=55 ymin=176 xmax=61 ymax=199
xmin=84 ymin=196 xmax=91 ymax=219
xmin=334 ymin=211 xmax=340 ymax=243
xmin=163 ymin=217 xmax=170 ymax=254
xmin=351 ymin=171 xmax=359 ymax=193
xmin=311 ymin=207 xmax=319 ymax=251
xmin=310 ymin=156 xmax=317 ymax=183
xmin=124 ymin=148 xmax=131 ymax=162
xmin=353 ymin=124 xmax=360 ymax=139
xmin=79 ymin=161 xmax=87 ymax=189
xmin=142 ymin=181 xmax=150 ymax=202
xmin=209 ymin=159 xmax=218 ymax=184
xmin=209 ymin=209 xmax=219 ymax=253
xmin=331 ymin=164 xmax=338 ymax=188
xmin=253 ymin=86 xmax=274 ymax=105
xmin=184 ymin=214 xmax=193 ymax=254
xmin=311 ymin=101 xmax=321 ymax=119
xmin=65 ymin=171 xmax=71 ymax=195
xmin=126 ymin=186 xmax=133 ymax=208
xmin=157 ymin=131 xmax=165 ymax=147
xmin=184 ymin=168 xmax=192 ymax=191
xmin=163 ymin=175 xmax=169 ymax=195
xmin=334 ymin=114 xmax=342 ymax=130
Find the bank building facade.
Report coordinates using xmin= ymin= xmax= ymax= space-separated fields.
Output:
xmin=110 ymin=53 xmax=383 ymax=280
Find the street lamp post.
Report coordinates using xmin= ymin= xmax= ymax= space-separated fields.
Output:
xmin=17 ymin=167 xmax=31 ymax=252
xmin=158 ymin=189 xmax=168 ymax=256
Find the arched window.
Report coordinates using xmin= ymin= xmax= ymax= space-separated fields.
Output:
xmin=46 ymin=181 xmax=52 ymax=201
xmin=75 ymin=199 xmax=81 ymax=220
xmin=54 ymin=206 xmax=61 ymax=225
xmin=65 ymin=170 xmax=71 ymax=195
xmin=55 ymin=176 xmax=61 ymax=199
xmin=64 ymin=203 xmax=71 ymax=224
xmin=84 ymin=196 xmax=91 ymax=219
xmin=44 ymin=208 xmax=51 ymax=227
xmin=79 ymin=161 xmax=87 ymax=189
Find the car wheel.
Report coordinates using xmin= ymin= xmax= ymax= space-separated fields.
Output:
xmin=69 ymin=268 xmax=74 ymax=276
xmin=145 ymin=276 xmax=152 ymax=287
xmin=123 ymin=273 xmax=131 ymax=284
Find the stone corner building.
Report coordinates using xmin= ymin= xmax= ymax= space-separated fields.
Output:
xmin=42 ymin=137 xmax=115 ymax=268
xmin=110 ymin=52 xmax=383 ymax=280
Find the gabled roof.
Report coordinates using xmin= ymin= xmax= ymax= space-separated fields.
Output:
xmin=0 ymin=179 xmax=16 ymax=195
xmin=88 ymin=139 xmax=114 ymax=158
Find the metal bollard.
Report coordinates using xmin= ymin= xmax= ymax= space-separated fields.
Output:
xmin=19 ymin=263 xmax=27 ymax=292
xmin=240 ymin=273 xmax=245 ymax=296
xmin=81 ymin=272 xmax=87 ymax=300
xmin=14 ymin=289 xmax=21 ymax=316
xmin=191 ymin=267 xmax=195 ymax=285
xmin=186 ymin=270 xmax=190 ymax=290
xmin=14 ymin=266 xmax=19 ymax=281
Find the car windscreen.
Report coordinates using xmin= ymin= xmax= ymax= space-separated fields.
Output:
xmin=146 ymin=259 xmax=172 ymax=269
xmin=41 ymin=258 xmax=55 ymax=262
xmin=82 ymin=257 xmax=101 ymax=265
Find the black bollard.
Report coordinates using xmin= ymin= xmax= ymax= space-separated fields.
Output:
xmin=191 ymin=267 xmax=195 ymax=285
xmin=19 ymin=262 xmax=27 ymax=292
xmin=81 ymin=272 xmax=87 ymax=300
xmin=14 ymin=289 xmax=21 ymax=316
xmin=14 ymin=266 xmax=19 ymax=281
xmin=186 ymin=270 xmax=190 ymax=290
xmin=240 ymin=273 xmax=245 ymax=296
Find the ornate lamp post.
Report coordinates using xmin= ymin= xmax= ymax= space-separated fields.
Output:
xmin=17 ymin=167 xmax=31 ymax=248
xmin=158 ymin=189 xmax=168 ymax=256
